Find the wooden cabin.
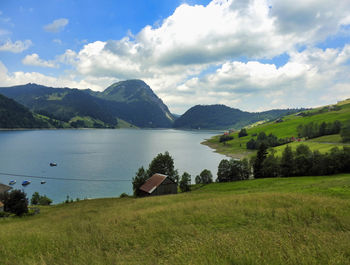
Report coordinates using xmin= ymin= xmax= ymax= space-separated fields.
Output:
xmin=139 ymin=173 xmax=177 ymax=197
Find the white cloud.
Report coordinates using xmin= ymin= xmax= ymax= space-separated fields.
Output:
xmin=3 ymin=0 xmax=350 ymax=113
xmin=0 ymin=29 xmax=11 ymax=36
xmin=22 ymin=53 xmax=57 ymax=68
xmin=44 ymin=18 xmax=69 ymax=33
xmin=176 ymin=45 xmax=350 ymax=111
xmin=0 ymin=39 xmax=32 ymax=53
xmin=53 ymin=39 xmax=62 ymax=45
xmin=0 ymin=60 xmax=113 ymax=91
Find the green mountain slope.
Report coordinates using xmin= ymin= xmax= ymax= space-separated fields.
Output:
xmin=91 ymin=79 xmax=174 ymax=128
xmin=173 ymin=104 xmax=302 ymax=129
xmin=204 ymin=99 xmax=350 ymax=158
xmin=0 ymin=80 xmax=174 ymax=128
xmin=0 ymin=93 xmax=50 ymax=128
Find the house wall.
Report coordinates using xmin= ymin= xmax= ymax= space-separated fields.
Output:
xmin=152 ymin=178 xmax=177 ymax=196
xmin=0 ymin=206 xmax=3 ymax=212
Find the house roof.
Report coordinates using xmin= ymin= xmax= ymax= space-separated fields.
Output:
xmin=139 ymin=173 xmax=168 ymax=194
xmin=0 ymin=183 xmax=11 ymax=194
xmin=0 ymin=201 xmax=3 ymax=207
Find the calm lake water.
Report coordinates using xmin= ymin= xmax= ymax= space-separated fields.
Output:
xmin=0 ymin=129 xmax=224 ymax=203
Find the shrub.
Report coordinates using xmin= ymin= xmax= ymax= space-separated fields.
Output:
xmin=2 ymin=189 xmax=28 ymax=216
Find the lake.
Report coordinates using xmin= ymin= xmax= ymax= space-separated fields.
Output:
xmin=0 ymin=129 xmax=224 ymax=203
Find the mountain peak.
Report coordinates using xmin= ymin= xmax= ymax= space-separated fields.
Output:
xmin=103 ymin=79 xmax=155 ymax=102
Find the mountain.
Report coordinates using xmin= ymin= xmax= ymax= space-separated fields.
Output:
xmin=0 ymin=93 xmax=49 ymax=128
xmin=173 ymin=104 xmax=302 ymax=129
xmin=0 ymin=80 xmax=174 ymax=128
xmin=0 ymin=83 xmax=118 ymax=128
xmin=91 ymin=80 xmax=174 ymax=127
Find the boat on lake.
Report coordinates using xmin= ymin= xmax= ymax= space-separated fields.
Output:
xmin=50 ymin=162 xmax=57 ymax=167
xmin=22 ymin=180 xmax=31 ymax=186
xmin=41 ymin=181 xmax=46 ymax=184
xmin=9 ymin=180 xmax=16 ymax=185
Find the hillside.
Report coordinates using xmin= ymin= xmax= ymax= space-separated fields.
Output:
xmin=92 ymin=80 xmax=174 ymax=128
xmin=0 ymin=80 xmax=174 ymax=128
xmin=1 ymin=174 xmax=350 ymax=264
xmin=173 ymin=104 xmax=302 ymax=129
xmin=204 ymin=99 xmax=350 ymax=158
xmin=0 ymin=93 xmax=50 ymax=128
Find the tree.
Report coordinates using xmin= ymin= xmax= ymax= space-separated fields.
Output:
xmin=219 ymin=135 xmax=233 ymax=144
xmin=31 ymin=192 xmax=52 ymax=205
xmin=261 ymin=150 xmax=280 ymax=178
xmin=253 ymin=143 xmax=268 ymax=178
xmin=217 ymin=159 xmax=250 ymax=182
xmin=147 ymin=151 xmax=178 ymax=182
xmin=238 ymin=128 xmax=248 ymax=138
xmin=179 ymin=172 xmax=191 ymax=192
xmin=217 ymin=159 xmax=232 ymax=182
xmin=2 ymin=189 xmax=28 ymax=216
xmin=281 ymin=145 xmax=294 ymax=177
xmin=195 ymin=175 xmax=201 ymax=184
xmin=198 ymin=169 xmax=213 ymax=184
xmin=246 ymin=138 xmax=256 ymax=150
xmin=341 ymin=120 xmax=350 ymax=142
xmin=31 ymin=192 xmax=40 ymax=205
xmin=294 ymin=144 xmax=312 ymax=176
xmin=132 ymin=166 xmax=148 ymax=197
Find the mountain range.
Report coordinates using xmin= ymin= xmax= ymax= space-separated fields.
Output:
xmin=0 ymin=80 xmax=173 ymax=128
xmin=0 ymin=80 xmax=302 ymax=130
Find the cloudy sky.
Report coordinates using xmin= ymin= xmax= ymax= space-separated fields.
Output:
xmin=1 ymin=0 xmax=350 ymax=114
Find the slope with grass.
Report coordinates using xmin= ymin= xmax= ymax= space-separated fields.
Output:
xmin=203 ymin=99 xmax=350 ymax=158
xmin=1 ymin=174 xmax=350 ymax=264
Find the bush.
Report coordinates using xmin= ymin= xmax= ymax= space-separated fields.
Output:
xmin=238 ymin=128 xmax=248 ymax=137
xmin=31 ymin=192 xmax=52 ymax=205
xmin=219 ymin=134 xmax=233 ymax=143
xmin=2 ymin=189 xmax=28 ymax=216
xmin=119 ymin=193 xmax=129 ymax=198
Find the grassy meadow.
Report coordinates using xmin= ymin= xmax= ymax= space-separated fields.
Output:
xmin=203 ymin=100 xmax=350 ymax=158
xmin=1 ymin=174 xmax=350 ymax=264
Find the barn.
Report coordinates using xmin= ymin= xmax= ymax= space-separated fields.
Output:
xmin=139 ymin=173 xmax=177 ymax=197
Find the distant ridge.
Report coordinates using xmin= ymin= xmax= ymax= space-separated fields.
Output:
xmin=173 ymin=104 xmax=302 ymax=130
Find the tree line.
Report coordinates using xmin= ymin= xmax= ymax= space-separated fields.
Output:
xmin=297 ymin=120 xmax=341 ymax=139
xmin=246 ymin=132 xmax=291 ymax=150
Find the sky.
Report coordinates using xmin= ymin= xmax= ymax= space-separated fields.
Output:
xmin=0 ymin=0 xmax=350 ymax=114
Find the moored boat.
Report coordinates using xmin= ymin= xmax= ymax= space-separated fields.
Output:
xmin=50 ymin=162 xmax=57 ymax=167
xmin=22 ymin=180 xmax=31 ymax=186
xmin=9 ymin=180 xmax=16 ymax=185
xmin=41 ymin=181 xmax=46 ymax=184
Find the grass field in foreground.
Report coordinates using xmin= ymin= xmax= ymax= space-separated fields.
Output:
xmin=1 ymin=174 xmax=350 ymax=265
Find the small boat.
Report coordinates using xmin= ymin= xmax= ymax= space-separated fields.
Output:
xmin=50 ymin=162 xmax=57 ymax=167
xmin=22 ymin=180 xmax=31 ymax=186
xmin=41 ymin=181 xmax=46 ymax=184
xmin=9 ymin=180 xmax=16 ymax=185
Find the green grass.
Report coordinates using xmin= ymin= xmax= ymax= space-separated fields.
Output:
xmin=1 ymin=174 xmax=350 ymax=264
xmin=116 ymin=118 xmax=138 ymax=129
xmin=203 ymin=99 xmax=350 ymax=158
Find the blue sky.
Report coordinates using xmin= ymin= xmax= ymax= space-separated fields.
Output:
xmin=0 ymin=0 xmax=350 ymax=113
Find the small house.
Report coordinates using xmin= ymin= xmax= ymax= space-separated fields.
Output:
xmin=0 ymin=201 xmax=3 ymax=212
xmin=139 ymin=173 xmax=177 ymax=197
